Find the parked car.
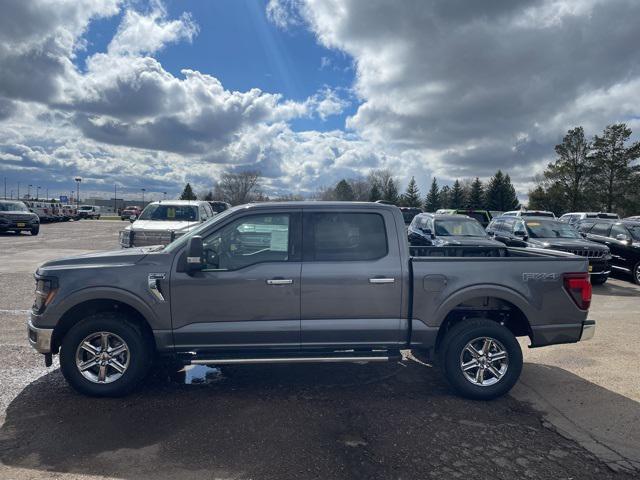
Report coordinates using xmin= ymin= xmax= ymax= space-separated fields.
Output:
xmin=576 ymin=219 xmax=640 ymax=284
xmin=60 ymin=204 xmax=77 ymax=221
xmin=121 ymin=206 xmax=142 ymax=221
xmin=77 ymin=205 xmax=101 ymax=219
xmin=119 ymin=200 xmax=215 ymax=248
xmin=409 ymin=213 xmax=502 ymax=247
xmin=502 ymin=209 xmax=556 ymax=218
xmin=399 ymin=206 xmax=423 ymax=225
xmin=0 ymin=200 xmax=40 ymax=235
xmin=625 ymin=215 xmax=640 ymax=222
xmin=29 ymin=202 xmax=595 ymax=399
xmin=26 ymin=201 xmax=53 ymax=223
xmin=559 ymin=212 xmax=620 ymax=225
xmin=207 ymin=201 xmax=231 ymax=214
xmin=487 ymin=217 xmax=611 ymax=284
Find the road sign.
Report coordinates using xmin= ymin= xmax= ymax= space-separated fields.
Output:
xmin=59 ymin=195 xmax=69 ymax=203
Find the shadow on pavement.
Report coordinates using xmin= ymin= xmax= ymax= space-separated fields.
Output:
xmin=0 ymin=361 xmax=633 ymax=480
xmin=512 ymin=363 xmax=640 ymax=473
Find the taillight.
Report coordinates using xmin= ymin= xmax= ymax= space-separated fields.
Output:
xmin=563 ymin=273 xmax=592 ymax=310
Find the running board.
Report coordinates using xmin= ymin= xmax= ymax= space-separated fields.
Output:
xmin=191 ymin=355 xmax=395 ymax=365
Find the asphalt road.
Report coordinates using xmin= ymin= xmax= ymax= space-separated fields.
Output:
xmin=0 ymin=220 xmax=638 ymax=479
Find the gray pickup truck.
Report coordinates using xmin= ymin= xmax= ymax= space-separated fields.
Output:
xmin=28 ymin=202 xmax=595 ymax=400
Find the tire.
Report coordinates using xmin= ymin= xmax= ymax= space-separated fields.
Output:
xmin=60 ymin=312 xmax=153 ymax=397
xmin=591 ymin=275 xmax=608 ymax=285
xmin=439 ymin=318 xmax=522 ymax=400
xmin=30 ymin=226 xmax=39 ymax=236
xmin=633 ymin=262 xmax=640 ymax=285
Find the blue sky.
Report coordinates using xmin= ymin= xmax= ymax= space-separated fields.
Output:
xmin=1 ymin=0 xmax=639 ymax=202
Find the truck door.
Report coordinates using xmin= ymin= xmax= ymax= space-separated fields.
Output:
xmin=170 ymin=211 xmax=302 ymax=350
xmin=300 ymin=209 xmax=404 ymax=348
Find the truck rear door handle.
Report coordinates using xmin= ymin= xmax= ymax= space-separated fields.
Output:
xmin=266 ymin=278 xmax=293 ymax=285
xmin=369 ymin=277 xmax=395 ymax=284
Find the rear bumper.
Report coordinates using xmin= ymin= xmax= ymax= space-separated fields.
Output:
xmin=580 ymin=319 xmax=596 ymax=341
xmin=28 ymin=318 xmax=54 ymax=354
xmin=530 ymin=319 xmax=595 ymax=347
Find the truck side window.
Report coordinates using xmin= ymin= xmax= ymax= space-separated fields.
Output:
xmin=590 ymin=223 xmax=612 ymax=237
xmin=201 ymin=214 xmax=291 ymax=271
xmin=307 ymin=213 xmax=387 ymax=261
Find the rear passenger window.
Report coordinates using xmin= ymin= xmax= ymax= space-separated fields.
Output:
xmin=590 ymin=223 xmax=612 ymax=236
xmin=307 ymin=213 xmax=388 ymax=261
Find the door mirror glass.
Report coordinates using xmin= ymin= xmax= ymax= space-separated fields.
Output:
xmin=185 ymin=236 xmax=204 ymax=272
xmin=615 ymin=233 xmax=629 ymax=242
xmin=514 ymin=230 xmax=527 ymax=239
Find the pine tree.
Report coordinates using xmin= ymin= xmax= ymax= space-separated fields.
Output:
xmin=450 ymin=179 xmax=465 ymax=208
xmin=180 ymin=183 xmax=197 ymax=200
xmin=402 ymin=176 xmax=421 ymax=207
xmin=369 ymin=182 xmax=382 ymax=202
xmin=485 ymin=170 xmax=519 ymax=211
xmin=424 ymin=178 xmax=441 ymax=212
xmin=440 ymin=185 xmax=451 ymax=208
xmin=334 ymin=179 xmax=355 ymax=201
xmin=591 ymin=123 xmax=640 ymax=212
xmin=203 ymin=190 xmax=214 ymax=201
xmin=382 ymin=178 xmax=400 ymax=204
xmin=467 ymin=177 xmax=484 ymax=209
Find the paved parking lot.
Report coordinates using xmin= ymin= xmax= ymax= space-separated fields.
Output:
xmin=0 ymin=221 xmax=638 ymax=479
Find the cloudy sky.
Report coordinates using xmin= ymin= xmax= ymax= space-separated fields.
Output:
xmin=1 ymin=0 xmax=639 ymax=202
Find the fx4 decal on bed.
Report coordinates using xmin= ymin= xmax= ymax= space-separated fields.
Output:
xmin=522 ymin=272 xmax=559 ymax=282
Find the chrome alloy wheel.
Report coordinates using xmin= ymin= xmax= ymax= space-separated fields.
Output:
xmin=75 ymin=332 xmax=130 ymax=384
xmin=459 ymin=337 xmax=509 ymax=387
xmin=635 ymin=263 xmax=640 ymax=284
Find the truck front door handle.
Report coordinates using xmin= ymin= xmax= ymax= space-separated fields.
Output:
xmin=266 ymin=278 xmax=293 ymax=285
xmin=369 ymin=277 xmax=395 ymax=284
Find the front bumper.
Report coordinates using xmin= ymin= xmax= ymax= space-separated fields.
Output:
xmin=28 ymin=318 xmax=54 ymax=354
xmin=580 ymin=319 xmax=595 ymax=341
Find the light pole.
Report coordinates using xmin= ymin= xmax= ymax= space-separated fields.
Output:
xmin=74 ymin=177 xmax=82 ymax=208
xmin=28 ymin=184 xmax=32 ymax=199
xmin=141 ymin=188 xmax=146 ymax=206
xmin=36 ymin=186 xmax=41 ymax=200
xmin=163 ymin=191 xmax=167 ymax=200
xmin=3 ymin=177 xmax=5 ymax=199
xmin=114 ymin=184 xmax=117 ymax=214
xmin=17 ymin=182 xmax=20 ymax=200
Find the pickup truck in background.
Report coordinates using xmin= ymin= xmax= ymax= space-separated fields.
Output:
xmin=28 ymin=202 xmax=594 ymax=400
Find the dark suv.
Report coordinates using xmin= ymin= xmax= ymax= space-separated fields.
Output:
xmin=0 ymin=200 xmax=40 ymax=235
xmin=409 ymin=213 xmax=501 ymax=247
xmin=576 ymin=219 xmax=640 ymax=284
xmin=487 ymin=216 xmax=610 ymax=284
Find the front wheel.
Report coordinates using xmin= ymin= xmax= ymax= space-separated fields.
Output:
xmin=31 ymin=226 xmax=39 ymax=236
xmin=60 ymin=313 xmax=153 ymax=397
xmin=439 ymin=319 xmax=522 ymax=400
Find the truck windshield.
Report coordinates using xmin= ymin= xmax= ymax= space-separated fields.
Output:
xmin=434 ymin=219 xmax=487 ymax=236
xmin=525 ymin=220 xmax=581 ymax=238
xmin=626 ymin=224 xmax=640 ymax=240
xmin=139 ymin=204 xmax=198 ymax=221
xmin=0 ymin=202 xmax=28 ymax=212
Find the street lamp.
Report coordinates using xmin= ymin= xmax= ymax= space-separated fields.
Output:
xmin=74 ymin=177 xmax=82 ymax=208
xmin=28 ymin=184 xmax=32 ymax=199
xmin=163 ymin=191 xmax=167 ymax=200
xmin=141 ymin=188 xmax=146 ymax=206
xmin=36 ymin=186 xmax=41 ymax=200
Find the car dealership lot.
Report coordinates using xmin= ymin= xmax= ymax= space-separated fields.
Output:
xmin=0 ymin=221 xmax=638 ymax=479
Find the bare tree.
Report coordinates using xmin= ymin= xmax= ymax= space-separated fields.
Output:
xmin=219 ymin=170 xmax=262 ymax=205
xmin=349 ymin=178 xmax=372 ymax=201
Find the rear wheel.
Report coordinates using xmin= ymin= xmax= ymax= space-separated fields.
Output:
xmin=439 ymin=318 xmax=522 ymax=400
xmin=633 ymin=262 xmax=640 ymax=285
xmin=60 ymin=313 xmax=153 ymax=397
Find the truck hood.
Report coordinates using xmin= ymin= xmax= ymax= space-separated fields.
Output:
xmin=125 ymin=219 xmax=200 ymax=232
xmin=527 ymin=238 xmax=608 ymax=252
xmin=37 ymin=246 xmax=160 ymax=272
xmin=436 ymin=236 xmax=502 ymax=246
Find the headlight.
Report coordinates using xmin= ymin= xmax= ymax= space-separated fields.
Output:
xmin=119 ymin=229 xmax=133 ymax=247
xmin=33 ymin=277 xmax=58 ymax=313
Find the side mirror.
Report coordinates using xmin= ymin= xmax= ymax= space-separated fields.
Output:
xmin=420 ymin=227 xmax=435 ymax=238
xmin=615 ymin=234 xmax=629 ymax=242
xmin=185 ymin=236 xmax=204 ymax=272
xmin=129 ymin=215 xmax=137 ymax=223
xmin=514 ymin=230 xmax=528 ymax=240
